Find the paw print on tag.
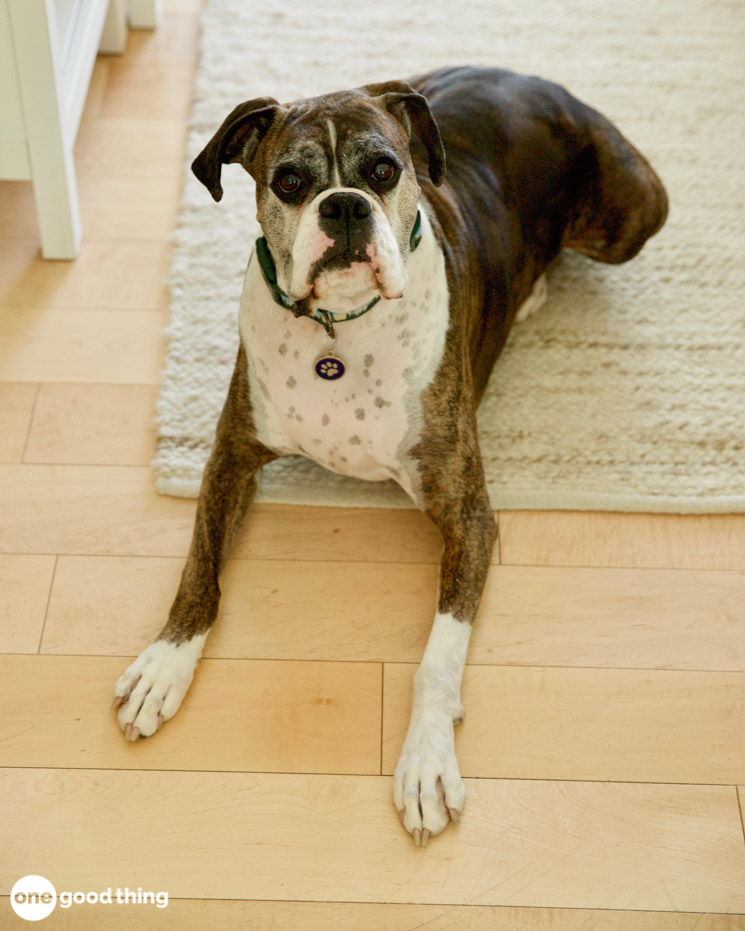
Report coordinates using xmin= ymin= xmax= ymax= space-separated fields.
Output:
xmin=314 ymin=356 xmax=346 ymax=380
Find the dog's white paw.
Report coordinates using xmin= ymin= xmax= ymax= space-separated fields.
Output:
xmin=112 ymin=635 xmax=206 ymax=741
xmin=393 ymin=715 xmax=466 ymax=845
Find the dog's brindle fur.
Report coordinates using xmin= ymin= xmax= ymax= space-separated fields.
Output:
xmin=113 ymin=66 xmax=667 ymax=844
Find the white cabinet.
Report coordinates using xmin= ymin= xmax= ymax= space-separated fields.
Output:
xmin=0 ymin=0 xmax=161 ymax=259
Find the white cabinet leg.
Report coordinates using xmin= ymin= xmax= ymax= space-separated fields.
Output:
xmin=129 ymin=0 xmax=162 ymax=29
xmin=9 ymin=0 xmax=81 ymax=259
xmin=100 ymin=0 xmax=128 ymax=54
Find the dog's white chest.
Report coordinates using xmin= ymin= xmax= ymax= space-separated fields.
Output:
xmin=239 ymin=208 xmax=449 ymax=501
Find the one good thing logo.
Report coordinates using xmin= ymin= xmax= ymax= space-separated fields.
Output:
xmin=9 ymin=876 xmax=56 ymax=921
xmin=9 ymin=876 xmax=169 ymax=921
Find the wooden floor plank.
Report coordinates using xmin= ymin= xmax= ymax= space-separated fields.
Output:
xmin=41 ymin=556 xmax=745 ymax=672
xmin=233 ymin=501 xmax=442 ymax=563
xmin=102 ymin=60 xmax=196 ymax=120
xmin=0 ymin=309 xmax=165 ymax=384
xmin=3 ymin=899 xmax=743 ymax=930
xmin=234 ymin=504 xmax=442 ymax=563
xmin=79 ymin=176 xmax=181 ymax=241
xmin=0 ymin=468 xmax=445 ymax=560
xmin=0 ymin=655 xmax=381 ymax=775
xmin=499 ymin=510 xmax=745 ymax=570
xmin=0 ymin=240 xmax=169 ymax=310
xmin=74 ymin=117 xmax=186 ymax=177
xmin=24 ymin=384 xmax=158 ymax=465
xmin=1 ymin=769 xmax=743 ymax=912
xmin=477 ymin=564 xmax=745 ymax=670
xmin=0 ymin=556 xmax=56 ymax=653
xmin=7 ymin=648 xmax=743 ymax=787
xmin=0 ymin=175 xmax=177 ymax=245
xmin=41 ymin=555 xmax=436 ymax=656
xmin=0 ymin=183 xmax=40 ymax=240
xmin=0 ymin=383 xmax=37 ymax=461
xmin=40 ymin=555 xmax=185 ymax=654
xmin=0 ymin=465 xmax=195 ymax=556
xmin=383 ymin=663 xmax=745 ymax=784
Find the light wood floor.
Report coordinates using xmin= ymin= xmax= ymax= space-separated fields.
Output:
xmin=1 ymin=4 xmax=745 ymax=929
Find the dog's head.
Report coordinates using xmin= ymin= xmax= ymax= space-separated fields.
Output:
xmin=192 ymin=81 xmax=445 ymax=314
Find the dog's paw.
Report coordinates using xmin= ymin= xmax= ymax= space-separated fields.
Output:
xmin=515 ymin=272 xmax=548 ymax=322
xmin=112 ymin=635 xmax=206 ymax=741
xmin=393 ymin=717 xmax=466 ymax=846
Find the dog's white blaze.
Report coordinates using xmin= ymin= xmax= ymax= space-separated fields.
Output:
xmin=327 ymin=118 xmax=340 ymax=186
xmin=241 ymin=204 xmax=449 ymax=503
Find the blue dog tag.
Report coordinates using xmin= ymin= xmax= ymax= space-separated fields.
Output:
xmin=314 ymin=353 xmax=346 ymax=380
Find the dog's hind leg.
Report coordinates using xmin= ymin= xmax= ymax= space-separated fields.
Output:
xmin=561 ymin=96 xmax=668 ymax=265
xmin=112 ymin=347 xmax=275 ymax=740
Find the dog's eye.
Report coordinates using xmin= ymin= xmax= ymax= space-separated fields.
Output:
xmin=272 ymin=169 xmax=308 ymax=204
xmin=277 ymin=172 xmax=302 ymax=195
xmin=371 ymin=160 xmax=396 ymax=184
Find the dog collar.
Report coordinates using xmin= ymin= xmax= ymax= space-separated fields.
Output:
xmin=255 ymin=209 xmax=423 ymax=340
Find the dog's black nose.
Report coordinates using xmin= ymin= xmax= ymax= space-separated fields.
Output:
xmin=318 ymin=191 xmax=372 ymax=222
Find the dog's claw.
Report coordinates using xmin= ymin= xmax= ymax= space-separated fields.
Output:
xmin=123 ymin=723 xmax=141 ymax=742
xmin=394 ymin=723 xmax=466 ymax=845
xmin=112 ymin=695 xmax=124 ymax=710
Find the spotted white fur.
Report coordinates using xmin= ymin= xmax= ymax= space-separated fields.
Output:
xmin=240 ymin=202 xmax=449 ymax=503
xmin=113 ymin=634 xmax=207 ymax=740
xmin=393 ymin=611 xmax=471 ymax=842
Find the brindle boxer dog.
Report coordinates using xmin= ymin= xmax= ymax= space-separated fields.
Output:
xmin=113 ymin=66 xmax=667 ymax=845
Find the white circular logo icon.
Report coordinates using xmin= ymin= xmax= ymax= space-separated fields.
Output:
xmin=10 ymin=875 xmax=57 ymax=921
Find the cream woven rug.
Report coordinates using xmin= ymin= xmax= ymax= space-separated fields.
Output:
xmin=153 ymin=0 xmax=745 ymax=512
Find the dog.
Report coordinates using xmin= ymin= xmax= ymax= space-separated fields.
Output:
xmin=112 ymin=66 xmax=667 ymax=845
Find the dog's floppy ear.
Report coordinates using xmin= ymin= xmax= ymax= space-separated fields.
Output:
xmin=191 ymin=97 xmax=281 ymax=202
xmin=361 ymin=80 xmax=446 ymax=187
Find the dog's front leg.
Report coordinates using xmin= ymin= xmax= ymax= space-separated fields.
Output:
xmin=394 ymin=439 xmax=497 ymax=845
xmin=113 ymin=348 xmax=274 ymax=740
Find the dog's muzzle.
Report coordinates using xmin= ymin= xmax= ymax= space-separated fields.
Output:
xmin=316 ymin=191 xmax=375 ymax=267
xmin=255 ymin=209 xmax=424 ymax=339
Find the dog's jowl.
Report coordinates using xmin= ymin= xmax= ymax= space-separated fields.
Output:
xmin=113 ymin=66 xmax=667 ymax=845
